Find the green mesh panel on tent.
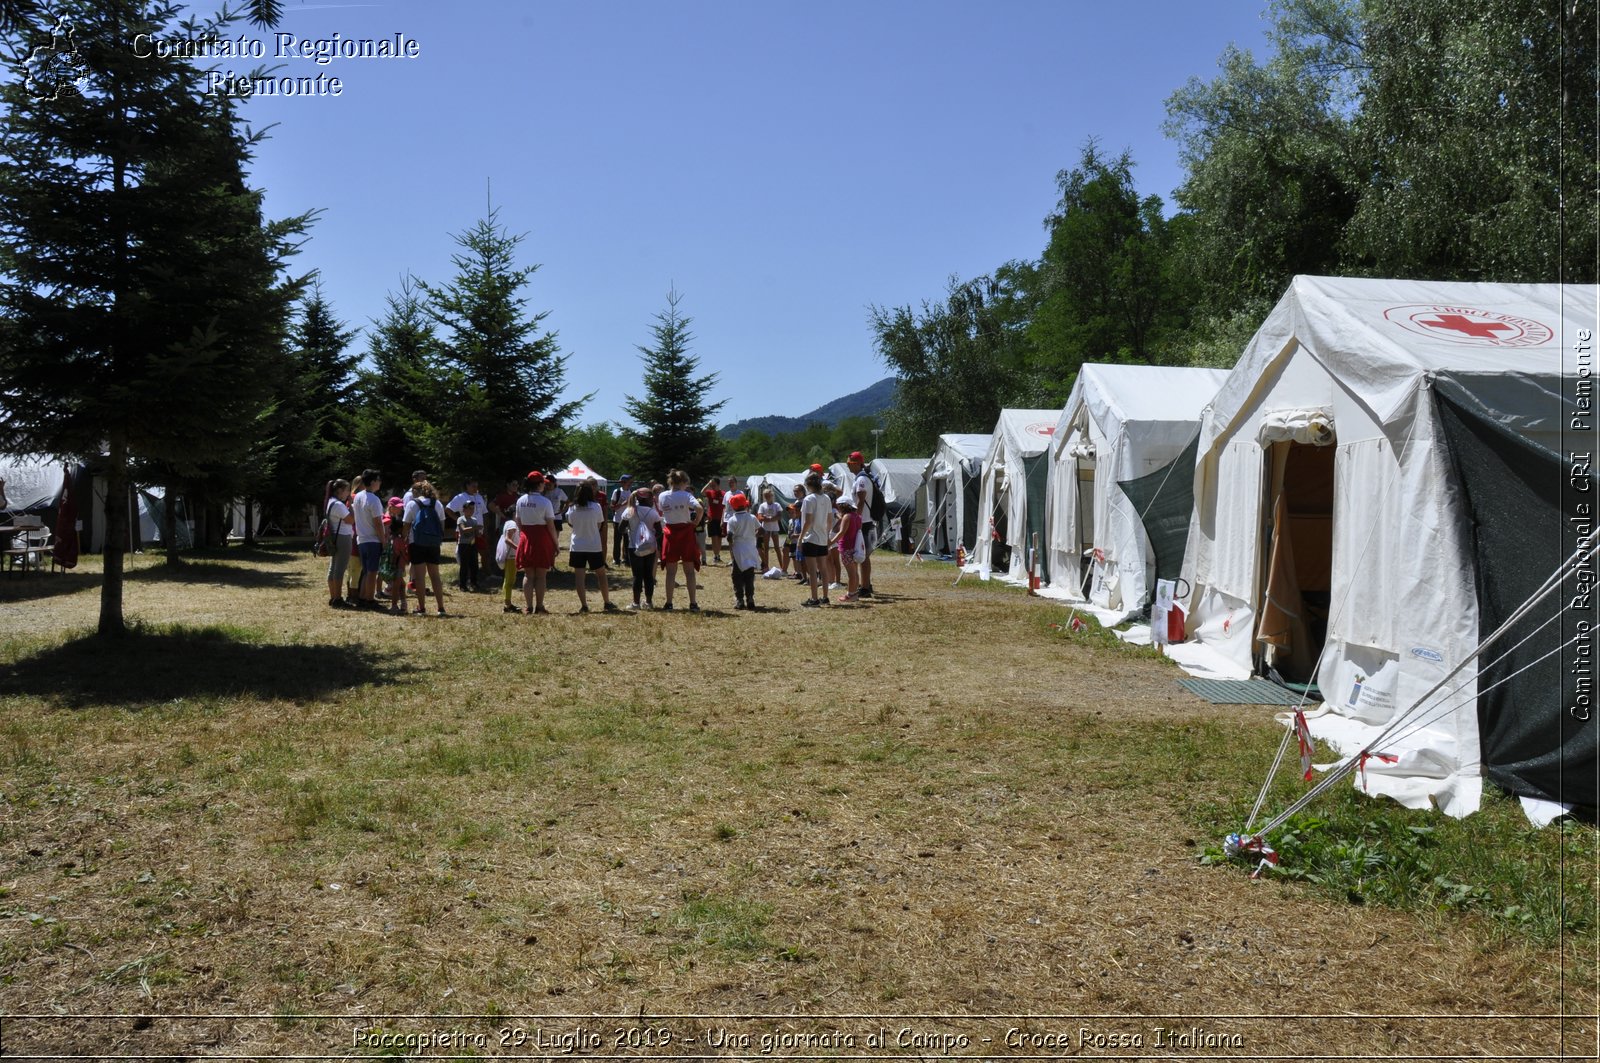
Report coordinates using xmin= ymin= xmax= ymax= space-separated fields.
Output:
xmin=1024 ymin=452 xmax=1050 ymax=582
xmin=1117 ymin=433 xmax=1200 ymax=607
xmin=1434 ymin=374 xmax=1595 ymax=809
xmin=961 ymin=475 xmax=980 ymax=550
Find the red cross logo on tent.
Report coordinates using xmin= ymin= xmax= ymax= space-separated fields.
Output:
xmin=1417 ymin=314 xmax=1513 ymax=339
xmin=1383 ymin=304 xmax=1553 ymax=347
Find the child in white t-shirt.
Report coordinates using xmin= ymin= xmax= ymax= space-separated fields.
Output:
xmin=724 ymin=492 xmax=761 ymax=609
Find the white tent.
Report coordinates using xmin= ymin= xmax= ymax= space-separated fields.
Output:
xmin=921 ymin=433 xmax=989 ymax=555
xmin=869 ymin=456 xmax=930 ymax=552
xmin=1044 ymin=363 xmax=1228 ymax=619
xmin=1178 ymin=275 xmax=1595 ymax=819
xmin=745 ymin=471 xmax=810 ymax=505
xmin=553 ymin=458 xmax=607 ymax=490
xmin=969 ymin=410 xmax=1060 ymax=582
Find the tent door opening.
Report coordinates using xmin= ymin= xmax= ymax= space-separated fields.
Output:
xmin=1075 ymin=458 xmax=1095 ymax=596
xmin=1254 ymin=439 xmax=1335 ymax=683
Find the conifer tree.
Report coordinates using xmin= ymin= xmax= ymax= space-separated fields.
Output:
xmin=351 ymin=276 xmax=436 ymax=490
xmin=421 ymin=209 xmax=580 ymax=486
xmin=0 ymin=0 xmax=309 ymax=635
xmin=622 ymin=288 xmax=726 ymax=484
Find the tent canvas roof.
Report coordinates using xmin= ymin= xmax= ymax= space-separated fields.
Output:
xmin=987 ymin=410 xmax=1060 ymax=464
xmin=1209 ymin=275 xmax=1591 ymax=438
xmin=553 ymin=458 xmax=607 ymax=486
xmin=869 ymin=458 xmax=930 ymax=509
xmin=1055 ymin=364 xmax=1230 ymax=458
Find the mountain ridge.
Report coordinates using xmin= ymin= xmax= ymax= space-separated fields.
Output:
xmin=720 ymin=377 xmax=896 ymax=438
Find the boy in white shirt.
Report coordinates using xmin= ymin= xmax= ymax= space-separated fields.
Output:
xmin=723 ymin=492 xmax=761 ymax=610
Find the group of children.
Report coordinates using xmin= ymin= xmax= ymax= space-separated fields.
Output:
xmin=321 ymin=461 xmax=878 ymax=616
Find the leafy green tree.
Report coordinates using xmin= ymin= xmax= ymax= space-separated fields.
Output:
xmin=871 ymin=274 xmax=1026 ymax=455
xmin=0 ymin=0 xmax=308 ymax=635
xmin=350 ymin=275 xmax=436 ymax=489
xmin=563 ymin=422 xmax=630 ymax=481
xmin=1026 ymin=142 xmax=1188 ymax=390
xmin=621 ymin=288 xmax=726 ymax=484
xmin=1164 ymin=4 xmax=1359 ymax=313
xmin=421 ymin=209 xmax=580 ymax=487
xmin=1341 ymin=0 xmax=1597 ymax=282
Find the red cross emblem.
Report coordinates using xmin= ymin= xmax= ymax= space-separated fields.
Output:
xmin=1383 ymin=304 xmax=1553 ymax=347
xmin=1417 ymin=314 xmax=1514 ymax=339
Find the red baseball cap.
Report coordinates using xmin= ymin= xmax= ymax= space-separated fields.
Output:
xmin=848 ymin=451 xmax=865 ymax=464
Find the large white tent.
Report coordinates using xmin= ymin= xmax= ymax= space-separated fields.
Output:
xmin=1043 ymin=363 xmax=1228 ymax=619
xmin=969 ymin=410 xmax=1059 ymax=582
xmin=870 ymin=456 xmax=930 ymax=551
xmin=921 ymin=433 xmax=989 ymax=555
xmin=1177 ymin=275 xmax=1596 ymax=819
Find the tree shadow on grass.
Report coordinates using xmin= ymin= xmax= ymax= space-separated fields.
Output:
xmin=0 ymin=624 xmax=411 ymax=708
xmin=0 ymin=569 xmax=102 ymax=603
xmin=125 ymin=558 xmax=304 ymax=590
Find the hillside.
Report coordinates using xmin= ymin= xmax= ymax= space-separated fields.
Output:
xmin=720 ymin=377 xmax=896 ymax=438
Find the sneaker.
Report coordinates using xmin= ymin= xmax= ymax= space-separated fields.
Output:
xmin=661 ymin=602 xmax=674 ymax=611
xmin=821 ymin=597 xmax=831 ymax=606
xmin=859 ymin=586 xmax=874 ymax=599
xmin=534 ymin=606 xmax=551 ymax=615
xmin=802 ymin=598 xmax=820 ymax=608
xmin=828 ymin=581 xmax=844 ymax=590
xmin=603 ymin=601 xmax=619 ymax=612
xmin=503 ymin=604 xmax=520 ymax=614
xmin=688 ymin=602 xmax=700 ymax=612
xmin=733 ymin=601 xmax=745 ymax=610
xmin=642 ymin=601 xmax=654 ymax=610
xmin=578 ymin=604 xmax=590 ymax=613
xmin=628 ymin=602 xmax=641 ymax=611
xmin=841 ymin=593 xmax=859 ymax=603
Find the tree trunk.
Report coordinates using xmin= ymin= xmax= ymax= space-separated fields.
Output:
xmin=243 ymin=494 xmax=256 ymax=547
xmin=164 ymin=478 xmax=180 ymax=567
xmin=99 ymin=435 xmax=129 ymax=638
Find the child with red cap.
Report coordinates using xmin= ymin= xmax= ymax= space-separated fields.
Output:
xmin=723 ymin=491 xmax=760 ymax=609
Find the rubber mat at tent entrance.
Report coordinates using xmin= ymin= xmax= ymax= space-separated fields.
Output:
xmin=1176 ymin=678 xmax=1309 ymax=706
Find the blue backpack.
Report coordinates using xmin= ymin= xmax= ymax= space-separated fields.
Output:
xmin=412 ymin=500 xmax=444 ymax=546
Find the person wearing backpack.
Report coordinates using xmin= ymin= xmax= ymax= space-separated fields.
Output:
xmin=845 ymin=451 xmax=883 ymax=598
xmin=403 ymin=479 xmax=450 ymax=616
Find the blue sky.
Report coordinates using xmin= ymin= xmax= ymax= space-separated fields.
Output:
xmin=238 ymin=1 xmax=1276 ymax=429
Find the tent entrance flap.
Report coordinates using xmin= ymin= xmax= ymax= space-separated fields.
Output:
xmin=1254 ymin=440 xmax=1334 ymax=683
xmin=1117 ymin=432 xmax=1199 ymax=608
xmin=1434 ymin=374 xmax=1596 ymax=809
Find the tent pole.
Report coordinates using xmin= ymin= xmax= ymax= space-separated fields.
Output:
xmin=909 ymin=490 xmax=952 ymax=564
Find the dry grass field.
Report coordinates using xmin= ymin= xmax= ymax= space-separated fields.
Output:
xmin=0 ymin=543 xmax=1594 ymax=1060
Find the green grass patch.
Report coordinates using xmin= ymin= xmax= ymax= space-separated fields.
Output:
xmin=1038 ymin=606 xmax=1173 ymax=662
xmin=1187 ymin=746 xmax=1598 ymax=947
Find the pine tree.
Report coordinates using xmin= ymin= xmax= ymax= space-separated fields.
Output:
xmin=420 ymin=209 xmax=580 ymax=487
xmin=350 ymin=276 xmax=437 ymax=490
xmin=622 ymin=289 xmax=726 ymax=485
xmin=0 ymin=0 xmax=309 ymax=635
xmin=253 ymin=286 xmax=357 ymax=519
